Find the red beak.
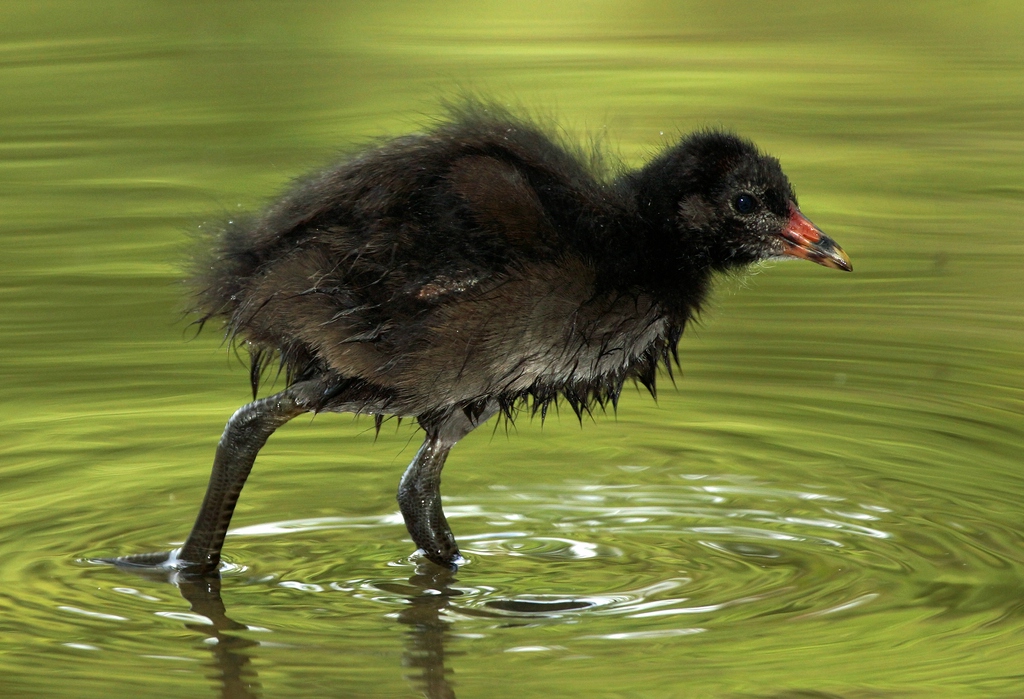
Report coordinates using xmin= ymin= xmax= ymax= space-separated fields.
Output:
xmin=779 ymin=203 xmax=852 ymax=272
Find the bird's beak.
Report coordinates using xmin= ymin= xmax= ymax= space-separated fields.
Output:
xmin=779 ymin=203 xmax=852 ymax=272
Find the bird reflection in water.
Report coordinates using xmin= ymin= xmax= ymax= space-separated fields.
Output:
xmin=174 ymin=575 xmax=262 ymax=699
xmin=133 ymin=564 xmax=464 ymax=699
xmin=376 ymin=565 xmax=464 ymax=699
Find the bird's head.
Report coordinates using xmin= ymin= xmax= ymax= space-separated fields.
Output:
xmin=638 ymin=130 xmax=851 ymax=274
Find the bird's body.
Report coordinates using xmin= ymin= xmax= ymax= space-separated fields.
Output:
xmin=115 ymin=104 xmax=850 ymax=574
xmin=197 ymin=109 xmax=694 ymax=419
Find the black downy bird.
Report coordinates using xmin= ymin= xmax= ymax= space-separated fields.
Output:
xmin=113 ymin=104 xmax=851 ymax=574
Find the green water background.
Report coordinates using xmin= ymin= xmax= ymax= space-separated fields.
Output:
xmin=1 ymin=2 xmax=1023 ymax=697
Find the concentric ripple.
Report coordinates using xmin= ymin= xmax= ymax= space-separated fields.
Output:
xmin=185 ymin=469 xmax=1024 ymax=635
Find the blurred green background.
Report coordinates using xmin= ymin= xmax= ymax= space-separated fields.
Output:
xmin=1 ymin=2 xmax=1022 ymax=698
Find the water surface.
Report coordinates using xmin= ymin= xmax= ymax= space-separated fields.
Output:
xmin=2 ymin=2 xmax=1023 ymax=698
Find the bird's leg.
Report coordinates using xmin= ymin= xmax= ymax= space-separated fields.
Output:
xmin=398 ymin=404 xmax=498 ymax=570
xmin=109 ymin=378 xmax=328 ymax=575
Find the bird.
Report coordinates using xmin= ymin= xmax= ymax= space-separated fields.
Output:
xmin=111 ymin=102 xmax=851 ymax=575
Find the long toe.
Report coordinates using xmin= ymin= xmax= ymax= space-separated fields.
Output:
xmin=96 ymin=549 xmax=216 ymax=576
xmin=419 ymin=544 xmax=462 ymax=572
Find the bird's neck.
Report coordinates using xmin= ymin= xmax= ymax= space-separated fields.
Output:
xmin=578 ymin=176 xmax=716 ymax=320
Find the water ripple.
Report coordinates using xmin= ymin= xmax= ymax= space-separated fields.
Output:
xmin=198 ymin=472 xmax=1024 ymax=635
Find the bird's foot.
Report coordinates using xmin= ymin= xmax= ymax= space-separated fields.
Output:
xmin=415 ymin=545 xmax=464 ymax=572
xmin=94 ymin=549 xmax=219 ymax=577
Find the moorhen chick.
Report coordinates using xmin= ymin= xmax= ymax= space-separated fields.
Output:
xmin=114 ymin=103 xmax=850 ymax=574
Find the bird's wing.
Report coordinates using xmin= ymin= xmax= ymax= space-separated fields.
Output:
xmin=405 ymin=155 xmax=557 ymax=305
xmin=444 ymin=154 xmax=554 ymax=249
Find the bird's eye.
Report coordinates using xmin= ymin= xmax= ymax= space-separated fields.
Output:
xmin=733 ymin=193 xmax=758 ymax=215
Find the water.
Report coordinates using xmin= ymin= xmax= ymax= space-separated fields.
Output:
xmin=2 ymin=2 xmax=1023 ymax=697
